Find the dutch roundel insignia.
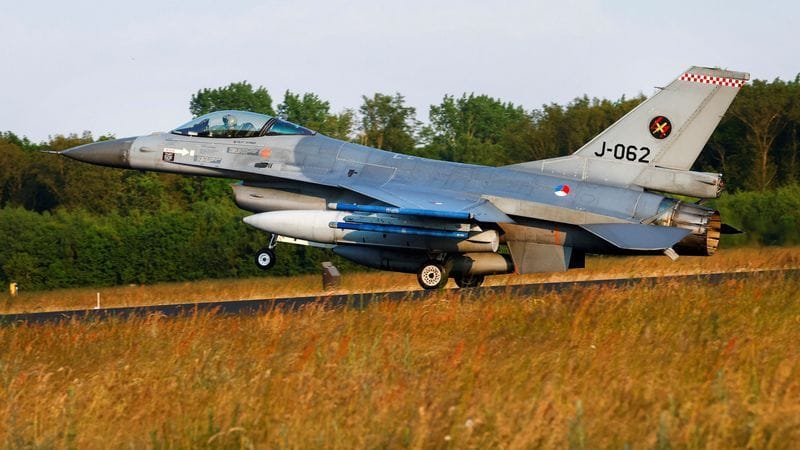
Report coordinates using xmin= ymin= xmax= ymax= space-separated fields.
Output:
xmin=649 ymin=116 xmax=672 ymax=139
xmin=554 ymin=184 xmax=570 ymax=197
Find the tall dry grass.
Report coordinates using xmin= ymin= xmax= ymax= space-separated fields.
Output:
xmin=2 ymin=246 xmax=800 ymax=314
xmin=1 ymin=272 xmax=799 ymax=448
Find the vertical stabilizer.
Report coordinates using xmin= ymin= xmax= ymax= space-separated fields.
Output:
xmin=504 ymin=67 xmax=749 ymax=197
xmin=573 ymin=66 xmax=749 ymax=170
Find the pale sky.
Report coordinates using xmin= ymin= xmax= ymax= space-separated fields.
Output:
xmin=1 ymin=0 xmax=797 ymax=142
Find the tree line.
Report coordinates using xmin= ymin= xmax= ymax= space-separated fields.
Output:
xmin=1 ymin=76 xmax=799 ymax=290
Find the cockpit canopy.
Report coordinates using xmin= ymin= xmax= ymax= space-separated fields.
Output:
xmin=171 ymin=110 xmax=314 ymax=138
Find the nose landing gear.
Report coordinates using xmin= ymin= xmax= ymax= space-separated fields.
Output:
xmin=255 ymin=234 xmax=278 ymax=271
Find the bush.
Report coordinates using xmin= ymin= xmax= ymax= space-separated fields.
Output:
xmin=0 ymin=201 xmax=345 ymax=290
xmin=713 ymin=184 xmax=800 ymax=246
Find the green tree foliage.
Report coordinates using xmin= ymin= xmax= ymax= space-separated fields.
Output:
xmin=697 ymin=76 xmax=800 ymax=192
xmin=0 ymin=137 xmax=27 ymax=207
xmin=190 ymin=81 xmax=275 ymax=117
xmin=520 ymin=95 xmax=645 ymax=162
xmin=278 ymin=90 xmax=330 ymax=128
xmin=728 ymin=80 xmax=792 ymax=190
xmin=713 ymin=184 xmax=800 ymax=246
xmin=422 ymin=94 xmax=528 ymax=165
xmin=0 ymin=132 xmax=97 ymax=212
xmin=0 ymin=131 xmax=39 ymax=152
xmin=318 ymin=110 xmax=356 ymax=141
xmin=418 ymin=93 xmax=644 ymax=166
xmin=0 ymin=200 xmax=350 ymax=289
xmin=358 ymin=93 xmax=418 ymax=152
xmin=278 ymin=90 xmax=355 ymax=140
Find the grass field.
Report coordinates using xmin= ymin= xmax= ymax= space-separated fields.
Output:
xmin=2 ymin=246 xmax=800 ymax=314
xmin=1 ymin=254 xmax=799 ymax=448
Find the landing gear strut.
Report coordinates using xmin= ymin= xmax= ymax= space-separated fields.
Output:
xmin=417 ymin=260 xmax=448 ymax=289
xmin=255 ymin=234 xmax=278 ymax=271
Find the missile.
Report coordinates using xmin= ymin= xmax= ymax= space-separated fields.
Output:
xmin=329 ymin=203 xmax=472 ymax=221
xmin=243 ymin=210 xmax=344 ymax=243
xmin=243 ymin=210 xmax=499 ymax=253
xmin=330 ymin=221 xmax=469 ymax=239
xmin=243 ymin=210 xmax=471 ymax=242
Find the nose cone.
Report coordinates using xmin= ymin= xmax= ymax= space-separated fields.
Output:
xmin=62 ymin=137 xmax=136 ymax=168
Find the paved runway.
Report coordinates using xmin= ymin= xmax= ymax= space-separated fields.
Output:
xmin=2 ymin=268 xmax=796 ymax=325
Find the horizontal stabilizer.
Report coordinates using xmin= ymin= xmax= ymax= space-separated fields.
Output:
xmin=581 ymin=223 xmax=691 ymax=251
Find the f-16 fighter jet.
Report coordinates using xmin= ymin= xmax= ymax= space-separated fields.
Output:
xmin=62 ymin=67 xmax=747 ymax=289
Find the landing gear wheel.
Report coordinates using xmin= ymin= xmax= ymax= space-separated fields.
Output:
xmin=455 ymin=274 xmax=485 ymax=288
xmin=255 ymin=248 xmax=276 ymax=271
xmin=417 ymin=261 xmax=448 ymax=290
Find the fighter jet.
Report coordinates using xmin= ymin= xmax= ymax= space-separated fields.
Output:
xmin=62 ymin=66 xmax=747 ymax=289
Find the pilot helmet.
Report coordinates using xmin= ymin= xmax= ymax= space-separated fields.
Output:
xmin=222 ymin=114 xmax=237 ymax=128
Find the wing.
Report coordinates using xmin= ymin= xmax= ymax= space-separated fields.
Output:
xmin=339 ymin=180 xmax=514 ymax=223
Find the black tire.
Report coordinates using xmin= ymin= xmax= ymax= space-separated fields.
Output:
xmin=255 ymin=248 xmax=276 ymax=271
xmin=454 ymin=274 xmax=485 ymax=288
xmin=417 ymin=261 xmax=448 ymax=289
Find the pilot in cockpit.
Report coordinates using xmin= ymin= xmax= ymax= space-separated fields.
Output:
xmin=222 ymin=114 xmax=237 ymax=131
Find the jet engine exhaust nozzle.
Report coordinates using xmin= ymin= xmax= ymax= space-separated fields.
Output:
xmin=655 ymin=200 xmax=722 ymax=256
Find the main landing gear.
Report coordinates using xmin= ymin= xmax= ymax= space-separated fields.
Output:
xmin=255 ymin=234 xmax=278 ymax=271
xmin=416 ymin=259 xmax=486 ymax=290
xmin=417 ymin=260 xmax=448 ymax=289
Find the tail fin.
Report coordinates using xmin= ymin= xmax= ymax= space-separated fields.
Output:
xmin=506 ymin=66 xmax=749 ymax=197
xmin=573 ymin=66 xmax=748 ymax=169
